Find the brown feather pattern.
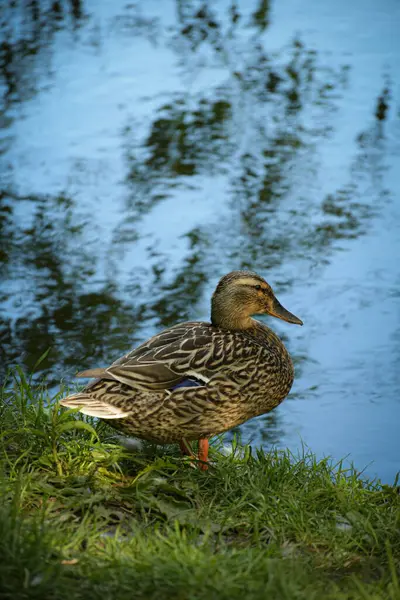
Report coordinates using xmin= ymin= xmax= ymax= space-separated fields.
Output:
xmin=59 ymin=271 xmax=301 ymax=444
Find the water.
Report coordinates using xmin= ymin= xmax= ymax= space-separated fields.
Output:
xmin=1 ymin=0 xmax=399 ymax=482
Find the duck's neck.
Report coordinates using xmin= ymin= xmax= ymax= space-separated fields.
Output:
xmin=211 ymin=296 xmax=253 ymax=330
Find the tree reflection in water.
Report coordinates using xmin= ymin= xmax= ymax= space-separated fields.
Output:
xmin=0 ymin=0 xmax=392 ymax=404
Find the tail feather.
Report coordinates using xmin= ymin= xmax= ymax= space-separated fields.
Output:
xmin=59 ymin=394 xmax=131 ymax=419
xmin=76 ymin=368 xmax=111 ymax=379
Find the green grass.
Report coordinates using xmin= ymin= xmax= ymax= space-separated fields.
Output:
xmin=1 ymin=368 xmax=399 ymax=600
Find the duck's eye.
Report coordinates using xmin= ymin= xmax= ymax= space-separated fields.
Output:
xmin=254 ymin=285 xmax=262 ymax=291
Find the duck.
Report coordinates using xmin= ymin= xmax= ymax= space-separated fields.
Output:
xmin=60 ymin=270 xmax=303 ymax=469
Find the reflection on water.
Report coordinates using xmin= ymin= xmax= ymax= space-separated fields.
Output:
xmin=0 ymin=0 xmax=85 ymax=107
xmin=1 ymin=0 xmax=399 ymax=481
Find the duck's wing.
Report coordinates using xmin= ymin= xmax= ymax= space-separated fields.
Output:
xmin=77 ymin=321 xmax=252 ymax=392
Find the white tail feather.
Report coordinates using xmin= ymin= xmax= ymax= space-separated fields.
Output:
xmin=59 ymin=395 xmax=131 ymax=419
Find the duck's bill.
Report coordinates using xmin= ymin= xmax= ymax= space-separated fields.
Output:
xmin=270 ymin=298 xmax=303 ymax=326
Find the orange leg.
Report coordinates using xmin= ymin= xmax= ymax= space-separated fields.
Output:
xmin=198 ymin=439 xmax=209 ymax=471
xmin=179 ymin=439 xmax=194 ymax=457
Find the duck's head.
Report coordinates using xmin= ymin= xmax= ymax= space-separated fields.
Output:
xmin=211 ymin=270 xmax=303 ymax=330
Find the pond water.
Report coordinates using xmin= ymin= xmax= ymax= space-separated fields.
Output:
xmin=1 ymin=0 xmax=399 ymax=482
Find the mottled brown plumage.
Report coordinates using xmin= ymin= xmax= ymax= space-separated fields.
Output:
xmin=60 ymin=270 xmax=303 ymax=466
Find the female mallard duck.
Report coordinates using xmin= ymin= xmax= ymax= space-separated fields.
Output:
xmin=60 ymin=271 xmax=302 ymax=469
